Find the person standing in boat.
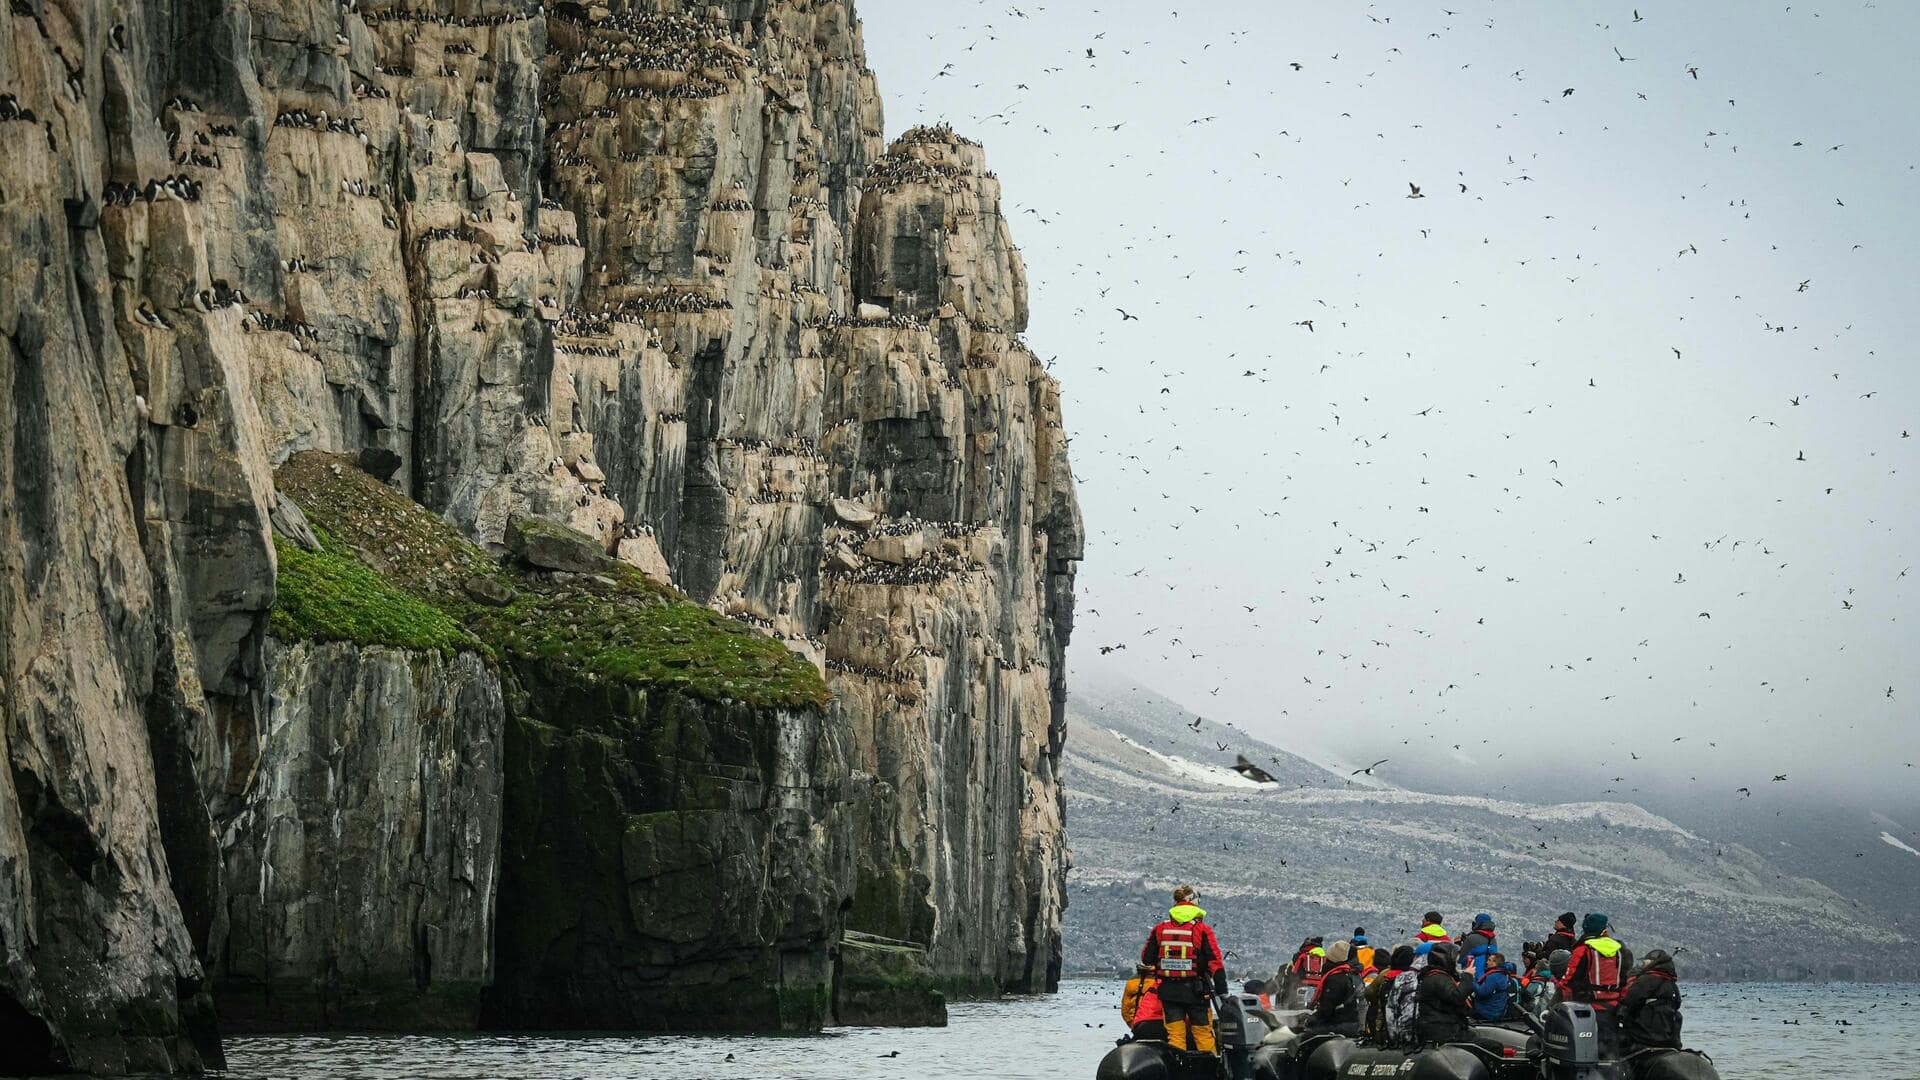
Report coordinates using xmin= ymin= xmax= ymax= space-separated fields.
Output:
xmin=1416 ymin=911 xmax=1450 ymax=943
xmin=1139 ymin=886 xmax=1227 ymax=1055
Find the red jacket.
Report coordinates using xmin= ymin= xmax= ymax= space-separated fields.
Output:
xmin=1141 ymin=904 xmax=1224 ymax=981
xmin=1559 ymin=936 xmax=1627 ymax=1009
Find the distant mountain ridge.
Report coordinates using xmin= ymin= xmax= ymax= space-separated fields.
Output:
xmin=1061 ymin=666 xmax=1916 ymax=982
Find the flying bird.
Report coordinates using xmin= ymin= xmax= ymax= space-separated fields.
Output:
xmin=1232 ymin=755 xmax=1279 ymax=783
xmin=1352 ymin=758 xmax=1390 ymax=776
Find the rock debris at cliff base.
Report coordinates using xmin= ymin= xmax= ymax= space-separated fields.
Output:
xmin=0 ymin=0 xmax=1079 ymax=1070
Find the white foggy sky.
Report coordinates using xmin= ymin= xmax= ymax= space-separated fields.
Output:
xmin=855 ymin=1 xmax=1919 ymax=798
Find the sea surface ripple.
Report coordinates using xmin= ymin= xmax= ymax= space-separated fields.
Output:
xmin=218 ymin=980 xmax=1920 ymax=1080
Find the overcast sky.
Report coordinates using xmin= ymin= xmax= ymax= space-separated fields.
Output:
xmin=858 ymin=0 xmax=1919 ymax=801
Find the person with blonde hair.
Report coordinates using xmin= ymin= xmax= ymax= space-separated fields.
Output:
xmin=1138 ymin=885 xmax=1227 ymax=1053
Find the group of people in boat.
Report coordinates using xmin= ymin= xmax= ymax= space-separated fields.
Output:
xmin=1121 ymin=887 xmax=1685 ymax=1058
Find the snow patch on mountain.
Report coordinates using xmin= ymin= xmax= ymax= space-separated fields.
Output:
xmin=1111 ymin=730 xmax=1266 ymax=789
xmin=1880 ymin=831 xmax=1920 ymax=858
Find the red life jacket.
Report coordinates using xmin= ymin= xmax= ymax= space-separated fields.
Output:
xmin=1294 ymin=952 xmax=1327 ymax=979
xmin=1148 ymin=922 xmax=1203 ymax=979
xmin=1568 ymin=939 xmax=1626 ymax=1008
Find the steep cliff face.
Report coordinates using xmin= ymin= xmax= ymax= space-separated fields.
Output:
xmin=0 ymin=0 xmax=1076 ymax=1065
xmin=214 ymin=640 xmax=504 ymax=1031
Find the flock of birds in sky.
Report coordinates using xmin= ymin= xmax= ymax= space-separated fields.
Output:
xmin=867 ymin=1 xmax=1916 ymax=830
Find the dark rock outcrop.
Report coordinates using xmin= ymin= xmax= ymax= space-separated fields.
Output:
xmin=213 ymin=640 xmax=505 ymax=1031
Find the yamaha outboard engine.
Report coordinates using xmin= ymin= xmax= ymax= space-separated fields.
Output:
xmin=1214 ymin=994 xmax=1268 ymax=1080
xmin=1541 ymin=1002 xmax=1605 ymax=1080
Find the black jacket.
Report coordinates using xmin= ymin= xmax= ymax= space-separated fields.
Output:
xmin=1414 ymin=967 xmax=1471 ymax=1046
xmin=1618 ymin=963 xmax=1683 ymax=1049
xmin=1542 ymin=930 xmax=1577 ymax=957
xmin=1308 ymin=962 xmax=1362 ymax=1032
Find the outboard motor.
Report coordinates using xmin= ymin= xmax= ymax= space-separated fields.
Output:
xmin=1541 ymin=1002 xmax=1605 ymax=1080
xmin=1214 ymin=994 xmax=1268 ymax=1080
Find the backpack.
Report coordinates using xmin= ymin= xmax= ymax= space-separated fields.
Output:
xmin=1385 ymin=969 xmax=1420 ymax=1044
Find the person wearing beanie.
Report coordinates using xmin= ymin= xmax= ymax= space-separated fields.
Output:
xmin=1416 ymin=911 xmax=1451 ymax=943
xmin=1301 ymin=940 xmax=1363 ymax=1036
xmin=1139 ymin=886 xmax=1227 ymax=1054
xmin=1382 ymin=944 xmax=1425 ymax=1047
xmin=1618 ymin=949 xmax=1684 ymax=1050
xmin=1351 ymin=927 xmax=1377 ymax=972
xmin=1543 ymin=911 xmax=1579 ymax=958
xmin=1365 ymin=943 xmax=1418 ymax=1043
xmin=1414 ymin=941 xmax=1471 ymax=1046
xmin=1522 ymin=954 xmax=1562 ymax=1020
xmin=1559 ymin=914 xmax=1630 ymax=1016
xmin=1548 ymin=949 xmax=1572 ymax=980
xmin=1458 ymin=914 xmax=1498 ymax=979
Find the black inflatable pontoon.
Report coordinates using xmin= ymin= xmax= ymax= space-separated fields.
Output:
xmin=1099 ymin=1001 xmax=1722 ymax=1080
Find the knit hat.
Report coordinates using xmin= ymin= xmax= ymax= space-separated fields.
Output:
xmin=1548 ymin=950 xmax=1572 ymax=978
xmin=1352 ymin=927 xmax=1368 ymax=944
xmin=1582 ymin=913 xmax=1610 ymax=937
xmin=1556 ymin=912 xmax=1577 ymax=930
xmin=1472 ymin=913 xmax=1494 ymax=930
xmin=1328 ymin=940 xmax=1353 ymax=964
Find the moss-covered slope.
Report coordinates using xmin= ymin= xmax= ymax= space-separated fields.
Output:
xmin=272 ymin=452 xmax=827 ymax=710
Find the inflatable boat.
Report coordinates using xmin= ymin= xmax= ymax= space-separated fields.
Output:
xmin=1097 ymin=996 xmax=1722 ymax=1080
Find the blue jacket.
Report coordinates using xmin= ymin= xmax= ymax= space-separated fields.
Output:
xmin=1471 ymin=967 xmax=1515 ymax=1021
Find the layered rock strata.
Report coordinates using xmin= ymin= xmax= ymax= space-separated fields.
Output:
xmin=0 ymin=0 xmax=1078 ymax=1066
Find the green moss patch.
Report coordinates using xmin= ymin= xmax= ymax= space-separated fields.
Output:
xmin=270 ymin=531 xmax=475 ymax=653
xmin=271 ymin=452 xmax=827 ymax=710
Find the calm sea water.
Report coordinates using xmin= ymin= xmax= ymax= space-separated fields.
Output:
xmin=220 ymin=980 xmax=1920 ymax=1080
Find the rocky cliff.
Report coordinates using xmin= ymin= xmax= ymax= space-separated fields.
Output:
xmin=0 ymin=0 xmax=1077 ymax=1069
